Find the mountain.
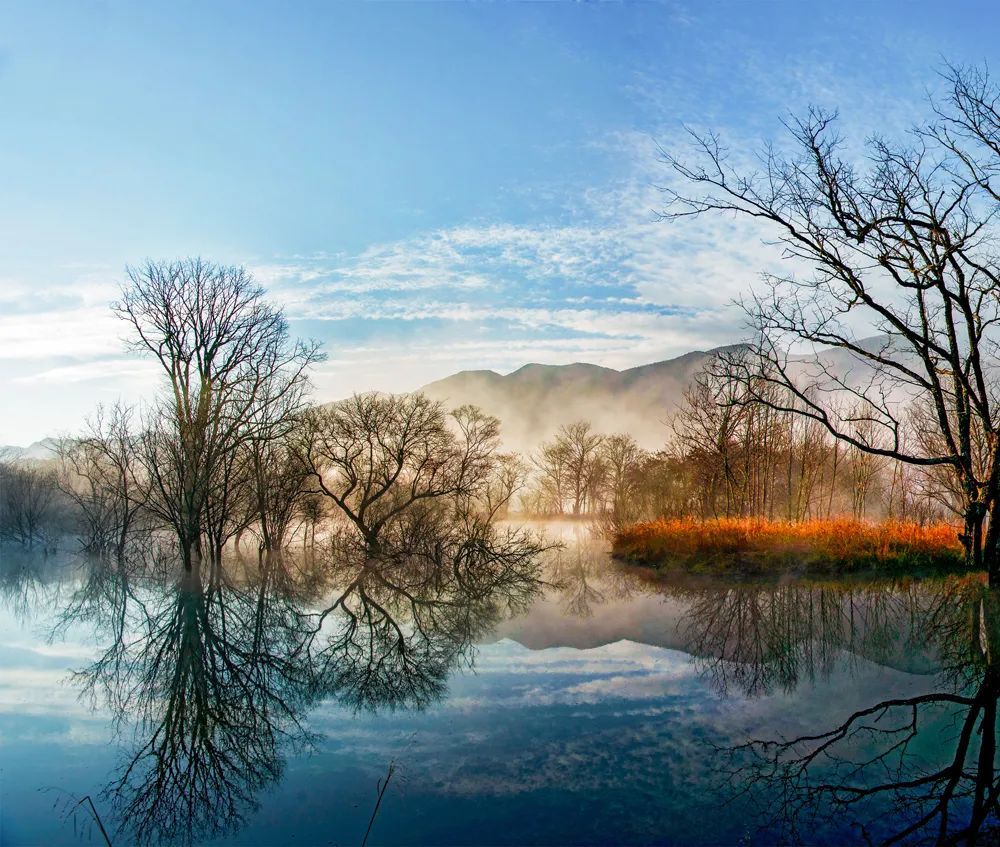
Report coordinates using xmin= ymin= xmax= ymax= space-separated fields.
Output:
xmin=6 ymin=339 xmax=888 ymax=455
xmin=420 ymin=344 xmax=748 ymax=450
xmin=1 ymin=437 xmax=61 ymax=462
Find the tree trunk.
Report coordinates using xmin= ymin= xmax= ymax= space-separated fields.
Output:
xmin=180 ymin=529 xmax=203 ymax=575
xmin=981 ymin=503 xmax=999 ymax=587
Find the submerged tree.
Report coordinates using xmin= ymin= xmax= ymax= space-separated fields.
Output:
xmin=301 ymin=393 xmax=502 ymax=552
xmin=662 ymin=64 xmax=1000 ymax=581
xmin=115 ymin=259 xmax=322 ymax=572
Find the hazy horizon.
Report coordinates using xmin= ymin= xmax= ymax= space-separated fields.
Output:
xmin=3 ymin=340 xmax=736 ymax=449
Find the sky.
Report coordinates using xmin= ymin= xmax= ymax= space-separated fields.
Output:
xmin=3 ymin=0 xmax=1000 ymax=445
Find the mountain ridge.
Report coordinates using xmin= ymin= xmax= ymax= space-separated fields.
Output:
xmin=420 ymin=343 xmax=752 ymax=450
xmin=7 ymin=339 xmax=883 ymax=455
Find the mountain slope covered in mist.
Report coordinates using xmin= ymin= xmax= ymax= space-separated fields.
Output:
xmin=420 ymin=345 xmax=748 ymax=450
xmin=0 ymin=438 xmax=60 ymax=462
xmin=6 ymin=340 xmax=889 ymax=454
xmin=420 ymin=337 xmax=898 ymax=451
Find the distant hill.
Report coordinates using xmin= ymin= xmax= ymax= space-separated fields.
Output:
xmin=419 ymin=337 xmax=900 ymax=451
xmin=1 ymin=437 xmax=61 ymax=462
xmin=420 ymin=344 xmax=749 ymax=450
xmin=7 ymin=339 xmax=890 ymax=456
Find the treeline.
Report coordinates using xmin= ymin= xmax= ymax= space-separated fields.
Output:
xmin=0 ymin=260 xmax=958 ymax=560
xmin=2 ymin=355 xmax=954 ymax=557
xmin=517 ymin=364 xmax=951 ymax=527
xmin=0 ymin=260 xmax=542 ymax=585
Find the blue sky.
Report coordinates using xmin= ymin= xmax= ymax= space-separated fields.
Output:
xmin=2 ymin=0 xmax=998 ymax=444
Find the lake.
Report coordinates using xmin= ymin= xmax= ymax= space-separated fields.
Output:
xmin=0 ymin=523 xmax=995 ymax=846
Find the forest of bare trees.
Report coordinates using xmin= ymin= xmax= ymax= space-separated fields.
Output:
xmin=1 ymin=343 xmax=951 ymax=561
xmin=517 ymin=358 xmax=946 ymax=528
xmin=0 ymin=260 xmax=551 ymax=591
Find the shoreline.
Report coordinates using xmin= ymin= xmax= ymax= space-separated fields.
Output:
xmin=611 ymin=517 xmax=968 ymax=578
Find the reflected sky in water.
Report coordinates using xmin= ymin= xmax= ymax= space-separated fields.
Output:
xmin=0 ymin=528 xmax=993 ymax=846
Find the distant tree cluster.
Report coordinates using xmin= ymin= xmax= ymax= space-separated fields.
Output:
xmin=0 ymin=451 xmax=62 ymax=548
xmin=515 ymin=357 xmax=947 ymax=531
xmin=665 ymin=360 xmax=946 ymax=524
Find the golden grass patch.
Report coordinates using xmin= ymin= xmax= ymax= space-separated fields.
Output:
xmin=612 ymin=517 xmax=966 ymax=574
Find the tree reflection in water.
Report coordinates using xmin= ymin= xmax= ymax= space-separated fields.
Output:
xmin=303 ymin=514 xmax=546 ymax=712
xmin=54 ymin=516 xmax=545 ymax=845
xmin=549 ymin=529 xmax=641 ymax=618
xmin=669 ymin=574 xmax=1000 ymax=845
xmin=679 ymin=580 xmax=934 ymax=699
xmin=44 ymin=527 xmax=1000 ymax=846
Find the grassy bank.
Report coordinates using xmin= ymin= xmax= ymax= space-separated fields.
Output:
xmin=612 ymin=517 xmax=966 ymax=575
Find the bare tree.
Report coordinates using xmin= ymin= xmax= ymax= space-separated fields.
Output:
xmin=672 ymin=364 xmax=793 ymax=519
xmin=301 ymin=393 xmax=500 ymax=553
xmin=845 ymin=413 xmax=889 ymax=520
xmin=662 ymin=66 xmax=1000 ymax=579
xmin=58 ymin=403 xmax=148 ymax=559
xmin=479 ymin=452 xmax=529 ymax=521
xmin=295 ymin=490 xmax=328 ymax=552
xmin=247 ymin=429 xmax=312 ymax=555
xmin=115 ymin=259 xmax=322 ymax=572
xmin=532 ymin=437 xmax=570 ymax=515
xmin=560 ymin=421 xmax=605 ymax=516
xmin=533 ymin=422 xmax=605 ymax=516
xmin=599 ymin=433 xmax=648 ymax=531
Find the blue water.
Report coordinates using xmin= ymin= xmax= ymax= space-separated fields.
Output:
xmin=0 ymin=532 xmax=989 ymax=846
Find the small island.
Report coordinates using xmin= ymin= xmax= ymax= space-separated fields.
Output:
xmin=612 ymin=517 xmax=966 ymax=576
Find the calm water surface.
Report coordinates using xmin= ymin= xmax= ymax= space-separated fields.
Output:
xmin=0 ymin=524 xmax=994 ymax=845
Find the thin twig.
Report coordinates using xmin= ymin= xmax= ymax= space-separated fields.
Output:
xmin=361 ymin=760 xmax=396 ymax=847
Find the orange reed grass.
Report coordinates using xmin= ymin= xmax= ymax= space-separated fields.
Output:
xmin=613 ymin=517 xmax=965 ymax=574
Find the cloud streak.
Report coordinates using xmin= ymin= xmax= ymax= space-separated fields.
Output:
xmin=239 ymin=130 xmax=784 ymax=400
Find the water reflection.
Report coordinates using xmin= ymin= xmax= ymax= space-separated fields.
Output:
xmin=533 ymin=538 xmax=1000 ymax=845
xmin=48 ymin=520 xmax=544 ymax=845
xmin=658 ymin=573 xmax=1000 ymax=845
xmin=64 ymin=559 xmax=308 ymax=843
xmin=0 ymin=547 xmax=69 ymax=623
xmin=13 ymin=528 xmax=1000 ymax=845
xmin=548 ymin=526 xmax=643 ymax=619
xmin=678 ymin=580 xmax=940 ymax=698
xmin=304 ymin=524 xmax=543 ymax=712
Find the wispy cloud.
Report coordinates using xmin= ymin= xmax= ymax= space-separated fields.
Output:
xmin=2 ymin=51 xmax=923 ymax=426
xmin=12 ymin=357 xmax=160 ymax=386
xmin=241 ymin=130 xmax=782 ymax=399
xmin=0 ymin=307 xmax=123 ymax=361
